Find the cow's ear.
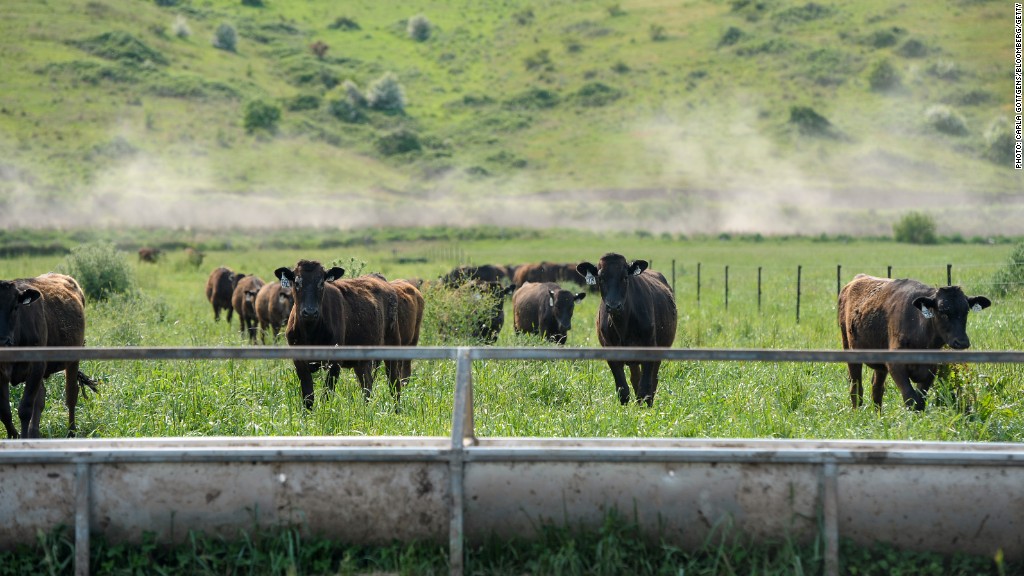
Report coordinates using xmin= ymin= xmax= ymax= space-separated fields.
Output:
xmin=275 ymin=268 xmax=294 ymax=287
xmin=913 ymin=297 xmax=937 ymax=319
xmin=574 ymin=292 xmax=586 ymax=302
xmin=969 ymin=296 xmax=991 ymax=312
xmin=577 ymin=262 xmax=598 ymax=285
xmin=629 ymin=260 xmax=649 ymax=276
xmin=325 ymin=267 xmax=345 ymax=282
xmin=18 ymin=289 xmax=41 ymax=306
xmin=548 ymin=290 xmax=556 ymax=307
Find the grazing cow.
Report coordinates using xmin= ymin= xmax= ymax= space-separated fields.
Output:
xmin=0 ymin=274 xmax=97 ymax=438
xmin=513 ymin=281 xmax=586 ymax=345
xmin=254 ymin=281 xmax=293 ymax=344
xmin=138 ymin=247 xmax=160 ymax=263
xmin=838 ymin=274 xmax=991 ymax=410
xmin=275 ymin=261 xmax=397 ymax=409
xmin=472 ymin=281 xmax=516 ymax=344
xmin=441 ymin=264 xmax=507 ymax=287
xmin=205 ymin=267 xmax=239 ymax=322
xmin=232 ymin=275 xmax=265 ymax=344
xmin=384 ymin=279 xmax=425 ymax=401
xmin=183 ymin=247 xmax=205 ymax=269
xmin=577 ymin=254 xmax=677 ymax=407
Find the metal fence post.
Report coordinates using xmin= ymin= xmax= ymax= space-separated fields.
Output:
xmin=449 ymin=347 xmax=476 ymax=576
xmin=75 ymin=461 xmax=91 ymax=576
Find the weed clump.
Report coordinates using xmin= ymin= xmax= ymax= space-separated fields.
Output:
xmin=788 ymin=106 xmax=837 ymax=137
xmin=366 ymin=72 xmax=406 ymax=113
xmin=572 ymin=82 xmax=623 ymax=107
xmin=991 ymin=241 xmax=1024 ymax=296
xmin=328 ymin=16 xmax=360 ymax=31
xmin=213 ymin=23 xmax=238 ymax=52
xmin=983 ymin=118 xmax=1015 ymax=165
xmin=72 ymin=31 xmax=168 ymax=65
xmin=375 ymin=129 xmax=421 ymax=156
xmin=407 ymin=14 xmax=432 ymax=42
xmin=867 ymin=58 xmax=900 ymax=92
xmin=504 ymin=88 xmax=560 ymax=110
xmin=57 ymin=242 xmax=135 ymax=302
xmin=243 ymin=99 xmax=281 ymax=134
xmin=925 ymin=105 xmax=967 ymax=136
xmin=718 ymin=26 xmax=744 ymax=47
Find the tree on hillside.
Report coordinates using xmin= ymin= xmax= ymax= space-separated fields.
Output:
xmin=366 ymin=73 xmax=406 ymax=113
xmin=893 ymin=212 xmax=937 ymax=244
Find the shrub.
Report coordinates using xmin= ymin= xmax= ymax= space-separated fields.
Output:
xmin=893 ymin=212 xmax=937 ymax=245
xmin=896 ymin=38 xmax=927 ymax=58
xmin=572 ymin=82 xmax=623 ymax=107
xmin=213 ymin=23 xmax=237 ymax=52
xmin=867 ymin=58 xmax=900 ymax=91
xmin=374 ymin=129 xmax=421 ymax=156
xmin=925 ymin=105 xmax=967 ymax=136
xmin=172 ymin=16 xmax=191 ymax=39
xmin=407 ymin=14 xmax=432 ymax=42
xmin=327 ymin=16 xmax=360 ymax=31
xmin=523 ymin=50 xmax=552 ymax=71
xmin=512 ymin=9 xmax=534 ymax=25
xmin=991 ymin=241 xmax=1024 ymax=295
xmin=72 ymin=31 xmax=168 ymax=65
xmin=241 ymin=0 xmax=264 ymax=6
xmin=286 ymin=94 xmax=320 ymax=111
xmin=343 ymin=79 xmax=367 ymax=107
xmin=243 ymin=99 xmax=281 ymax=134
xmin=309 ymin=40 xmax=328 ymax=60
xmin=328 ymin=98 xmax=366 ymax=123
xmin=649 ymin=24 xmax=666 ymax=41
xmin=504 ymin=88 xmax=559 ymax=110
xmin=983 ymin=118 xmax=1015 ymax=165
xmin=365 ymin=72 xmax=406 ymax=113
xmin=57 ymin=242 xmax=135 ymax=302
xmin=420 ymin=283 xmax=506 ymax=345
xmin=789 ymin=106 xmax=836 ymax=137
xmin=719 ymin=26 xmax=744 ymax=47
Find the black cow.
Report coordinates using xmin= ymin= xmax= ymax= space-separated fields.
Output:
xmin=838 ymin=274 xmax=991 ymax=410
xmin=577 ymin=254 xmax=677 ymax=406
xmin=512 ymin=281 xmax=586 ymax=345
xmin=472 ymin=281 xmax=515 ymax=344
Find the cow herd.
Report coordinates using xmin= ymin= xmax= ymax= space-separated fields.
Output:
xmin=0 ymin=253 xmax=994 ymax=438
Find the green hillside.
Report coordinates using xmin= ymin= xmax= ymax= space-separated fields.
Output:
xmin=0 ymin=0 xmax=1019 ymax=236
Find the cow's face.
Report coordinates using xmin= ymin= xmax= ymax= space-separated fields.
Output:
xmin=276 ymin=286 xmax=294 ymax=312
xmin=549 ymin=289 xmax=586 ymax=332
xmin=275 ymin=261 xmax=344 ymax=321
xmin=0 ymin=281 xmax=41 ymax=346
xmin=578 ymin=254 xmax=646 ymax=317
xmin=913 ymin=286 xmax=991 ymax=350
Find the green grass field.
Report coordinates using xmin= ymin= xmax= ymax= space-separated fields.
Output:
xmin=1 ymin=230 xmax=1019 ymax=442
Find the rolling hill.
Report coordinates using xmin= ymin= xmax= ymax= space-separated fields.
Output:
xmin=0 ymin=0 xmax=1019 ymax=236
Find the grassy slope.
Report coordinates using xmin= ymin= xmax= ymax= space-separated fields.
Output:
xmin=0 ymin=0 xmax=1020 ymax=235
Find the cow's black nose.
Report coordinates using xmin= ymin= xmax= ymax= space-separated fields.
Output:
xmin=300 ymin=308 xmax=319 ymax=319
xmin=950 ymin=339 xmax=970 ymax=350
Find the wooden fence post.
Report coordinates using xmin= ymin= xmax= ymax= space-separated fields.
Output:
xmin=725 ymin=266 xmax=729 ymax=311
xmin=796 ymin=265 xmax=802 ymax=324
xmin=697 ymin=262 xmax=701 ymax=308
xmin=757 ymin=267 xmax=763 ymax=313
xmin=947 ymin=264 xmax=952 ymax=286
xmin=836 ymin=265 xmax=842 ymax=295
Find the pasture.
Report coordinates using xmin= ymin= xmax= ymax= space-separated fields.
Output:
xmin=1 ymin=229 xmax=1021 ymax=443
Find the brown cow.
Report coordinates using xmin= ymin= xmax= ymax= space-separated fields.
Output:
xmin=384 ymin=279 xmax=425 ymax=402
xmin=232 ymin=275 xmax=265 ymax=344
xmin=513 ymin=281 xmax=586 ymax=345
xmin=205 ymin=267 xmax=239 ymax=322
xmin=275 ymin=261 xmax=398 ymax=409
xmin=0 ymin=274 xmax=97 ymax=438
xmin=441 ymin=264 xmax=507 ymax=287
xmin=138 ymin=247 xmax=160 ymax=263
xmin=838 ymin=274 xmax=991 ymax=410
xmin=577 ymin=254 xmax=677 ymax=406
xmin=254 ymin=281 xmax=293 ymax=344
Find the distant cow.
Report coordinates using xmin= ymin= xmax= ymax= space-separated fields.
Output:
xmin=838 ymin=274 xmax=991 ymax=410
xmin=0 ymin=274 xmax=97 ymax=438
xmin=275 ymin=260 xmax=402 ymax=409
xmin=513 ymin=281 xmax=586 ymax=345
xmin=254 ymin=281 xmax=293 ymax=344
xmin=183 ymin=247 xmax=205 ymax=269
xmin=205 ymin=267 xmax=240 ymax=323
xmin=472 ymin=281 xmax=515 ymax=344
xmin=232 ymin=275 xmax=265 ymax=344
xmin=577 ymin=254 xmax=677 ymax=406
xmin=138 ymin=247 xmax=160 ymax=263
xmin=441 ymin=264 xmax=507 ymax=287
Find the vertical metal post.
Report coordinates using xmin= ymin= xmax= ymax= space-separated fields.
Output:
xmin=836 ymin=265 xmax=841 ymax=295
xmin=75 ymin=461 xmax=91 ymax=576
xmin=449 ymin=347 xmax=475 ymax=576
xmin=696 ymin=262 xmax=701 ymax=308
xmin=887 ymin=265 xmax=892 ymax=279
xmin=724 ymin=266 xmax=729 ymax=311
xmin=796 ymin=265 xmax=802 ymax=324
xmin=757 ymin=267 xmax=762 ymax=313
xmin=947 ymin=264 xmax=952 ymax=286
xmin=822 ymin=459 xmax=840 ymax=576
xmin=671 ymin=259 xmax=676 ymax=298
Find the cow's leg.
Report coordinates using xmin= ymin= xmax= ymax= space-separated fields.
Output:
xmin=354 ymin=361 xmax=377 ymax=402
xmin=607 ymin=361 xmax=631 ymax=404
xmin=213 ymin=304 xmax=220 ymax=321
xmin=324 ymin=362 xmax=341 ymax=393
xmin=886 ymin=363 xmax=924 ymax=410
xmin=638 ymin=361 xmax=661 ymax=407
xmin=0 ymin=379 xmax=17 ymax=438
xmin=847 ymin=363 xmax=864 ymax=408
xmin=870 ymin=365 xmax=889 ymax=410
xmin=19 ymin=366 xmax=46 ymax=438
xmin=226 ymin=306 xmax=233 ymax=324
xmin=384 ymin=360 xmax=405 ymax=407
xmin=64 ymin=362 xmax=80 ymax=438
xmin=293 ymin=360 xmax=317 ymax=410
xmin=627 ymin=362 xmax=643 ymax=404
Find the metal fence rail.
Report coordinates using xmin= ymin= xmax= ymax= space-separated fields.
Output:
xmin=1 ymin=346 xmax=1023 ymax=576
